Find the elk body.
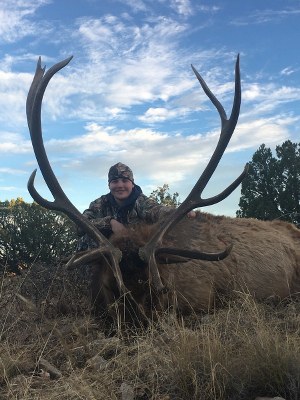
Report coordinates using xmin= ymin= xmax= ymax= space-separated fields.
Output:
xmin=90 ymin=214 xmax=300 ymax=319
xmin=26 ymin=55 xmax=300 ymax=323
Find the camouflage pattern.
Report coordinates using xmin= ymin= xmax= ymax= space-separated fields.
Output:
xmin=108 ymin=162 xmax=134 ymax=183
xmin=77 ymin=192 xmax=174 ymax=251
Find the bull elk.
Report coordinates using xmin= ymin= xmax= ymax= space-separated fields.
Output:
xmin=27 ymin=56 xmax=300 ymax=323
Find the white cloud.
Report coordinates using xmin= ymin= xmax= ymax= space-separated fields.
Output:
xmin=227 ymin=116 xmax=294 ymax=152
xmin=10 ymin=15 xmax=196 ymax=125
xmin=170 ymin=0 xmax=193 ymax=16
xmin=115 ymin=0 xmax=149 ymax=13
xmin=139 ymin=107 xmax=189 ymax=123
xmin=0 ymin=70 xmax=32 ymax=127
xmin=241 ymin=82 xmax=300 ymax=120
xmin=0 ymin=167 xmax=27 ymax=174
xmin=44 ymin=123 xmax=169 ymax=156
xmin=33 ymin=110 xmax=295 ymax=180
xmin=280 ymin=66 xmax=297 ymax=76
xmin=0 ymin=186 xmax=16 ymax=191
xmin=0 ymin=132 xmax=31 ymax=154
xmin=0 ymin=15 xmax=232 ymax=127
xmin=0 ymin=0 xmax=51 ymax=43
xmin=230 ymin=7 xmax=300 ymax=26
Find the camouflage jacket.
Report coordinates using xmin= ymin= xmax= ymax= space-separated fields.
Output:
xmin=77 ymin=185 xmax=174 ymax=250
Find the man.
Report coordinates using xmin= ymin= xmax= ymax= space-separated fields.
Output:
xmin=77 ymin=162 xmax=195 ymax=250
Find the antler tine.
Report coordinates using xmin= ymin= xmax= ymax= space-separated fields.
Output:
xmin=27 ymin=56 xmax=74 ymax=202
xmin=27 ymin=56 xmax=126 ymax=294
xmin=189 ymin=54 xmax=241 ymax=195
xmin=139 ymin=55 xmax=247 ymax=293
xmin=156 ymin=244 xmax=233 ymax=261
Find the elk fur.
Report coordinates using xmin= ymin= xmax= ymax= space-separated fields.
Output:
xmin=90 ymin=212 xmax=300 ymax=319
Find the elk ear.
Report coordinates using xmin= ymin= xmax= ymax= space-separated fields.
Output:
xmin=156 ymin=254 xmax=190 ymax=264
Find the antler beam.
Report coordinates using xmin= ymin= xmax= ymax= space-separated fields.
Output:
xmin=26 ymin=57 xmax=126 ymax=294
xmin=139 ymin=55 xmax=248 ymax=292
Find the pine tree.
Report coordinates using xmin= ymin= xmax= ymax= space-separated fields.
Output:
xmin=236 ymin=141 xmax=300 ymax=225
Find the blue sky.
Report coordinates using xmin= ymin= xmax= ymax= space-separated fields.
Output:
xmin=0 ymin=0 xmax=299 ymax=217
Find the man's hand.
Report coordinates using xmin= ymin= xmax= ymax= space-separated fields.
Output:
xmin=187 ymin=210 xmax=197 ymax=219
xmin=110 ymin=219 xmax=128 ymax=235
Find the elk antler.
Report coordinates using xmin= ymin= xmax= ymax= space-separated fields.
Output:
xmin=26 ymin=56 xmax=126 ymax=294
xmin=139 ymin=54 xmax=248 ymax=292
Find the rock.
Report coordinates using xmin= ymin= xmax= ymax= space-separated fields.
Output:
xmin=86 ymin=355 xmax=107 ymax=370
xmin=120 ymin=382 xmax=134 ymax=400
xmin=38 ymin=358 xmax=62 ymax=379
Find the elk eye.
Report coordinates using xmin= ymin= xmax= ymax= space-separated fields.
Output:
xmin=138 ymin=279 xmax=143 ymax=284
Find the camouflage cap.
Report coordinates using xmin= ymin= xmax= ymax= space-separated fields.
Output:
xmin=108 ymin=162 xmax=134 ymax=183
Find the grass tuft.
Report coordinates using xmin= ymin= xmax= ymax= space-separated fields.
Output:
xmin=1 ymin=263 xmax=300 ymax=399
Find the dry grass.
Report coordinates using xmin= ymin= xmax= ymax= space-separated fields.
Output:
xmin=1 ymin=263 xmax=300 ymax=399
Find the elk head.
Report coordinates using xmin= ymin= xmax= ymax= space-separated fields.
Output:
xmin=26 ymin=55 xmax=247 ymax=297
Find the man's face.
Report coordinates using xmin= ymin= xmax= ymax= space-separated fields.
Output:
xmin=109 ymin=177 xmax=134 ymax=204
